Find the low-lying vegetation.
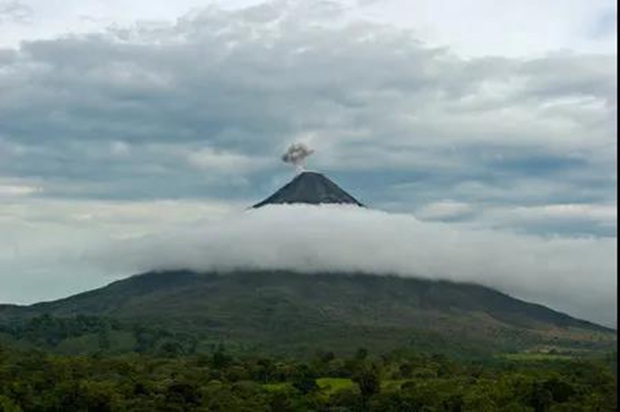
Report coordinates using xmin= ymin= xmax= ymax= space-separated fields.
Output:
xmin=0 ymin=344 xmax=616 ymax=411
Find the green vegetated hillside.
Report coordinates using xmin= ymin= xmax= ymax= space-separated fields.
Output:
xmin=0 ymin=270 xmax=615 ymax=357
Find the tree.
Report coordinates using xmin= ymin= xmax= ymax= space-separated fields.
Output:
xmin=353 ymin=363 xmax=381 ymax=407
xmin=529 ymin=382 xmax=553 ymax=412
xmin=291 ymin=364 xmax=318 ymax=395
xmin=0 ymin=395 xmax=22 ymax=412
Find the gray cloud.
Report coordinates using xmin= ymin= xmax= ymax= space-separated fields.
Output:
xmin=0 ymin=3 xmax=613 ymax=193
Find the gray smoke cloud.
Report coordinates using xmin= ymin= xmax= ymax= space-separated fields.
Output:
xmin=281 ymin=143 xmax=315 ymax=172
xmin=90 ymin=204 xmax=617 ymax=328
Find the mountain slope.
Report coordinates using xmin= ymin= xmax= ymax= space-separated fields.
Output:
xmin=0 ymin=271 xmax=614 ymax=356
xmin=252 ymin=172 xmax=364 ymax=208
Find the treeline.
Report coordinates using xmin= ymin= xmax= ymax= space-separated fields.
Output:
xmin=0 ymin=315 xmax=492 ymax=358
xmin=0 ymin=315 xmax=199 ymax=356
xmin=2 ymin=314 xmax=613 ymax=360
xmin=0 ymin=343 xmax=616 ymax=411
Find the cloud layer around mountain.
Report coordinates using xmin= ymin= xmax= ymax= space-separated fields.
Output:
xmin=90 ymin=205 xmax=617 ymax=327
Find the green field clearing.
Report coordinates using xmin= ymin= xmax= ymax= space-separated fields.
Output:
xmin=316 ymin=378 xmax=355 ymax=393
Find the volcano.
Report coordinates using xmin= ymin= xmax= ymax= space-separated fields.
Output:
xmin=0 ymin=170 xmax=615 ymax=357
xmin=252 ymin=171 xmax=364 ymax=208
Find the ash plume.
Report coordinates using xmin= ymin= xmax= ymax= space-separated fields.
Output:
xmin=281 ymin=143 xmax=314 ymax=172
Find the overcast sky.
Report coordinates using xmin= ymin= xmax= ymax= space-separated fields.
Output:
xmin=0 ymin=0 xmax=617 ymax=325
